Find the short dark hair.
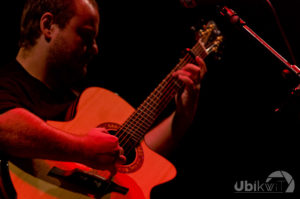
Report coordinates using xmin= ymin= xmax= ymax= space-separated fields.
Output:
xmin=19 ymin=0 xmax=98 ymax=49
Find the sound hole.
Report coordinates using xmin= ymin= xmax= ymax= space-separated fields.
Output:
xmin=108 ymin=129 xmax=137 ymax=166
xmin=97 ymin=122 xmax=144 ymax=173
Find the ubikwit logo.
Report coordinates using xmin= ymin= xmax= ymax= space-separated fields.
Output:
xmin=234 ymin=171 xmax=295 ymax=193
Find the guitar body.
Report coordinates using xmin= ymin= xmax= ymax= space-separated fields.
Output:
xmin=7 ymin=87 xmax=176 ymax=199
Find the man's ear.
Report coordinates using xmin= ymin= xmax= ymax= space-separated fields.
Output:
xmin=40 ymin=12 xmax=55 ymax=42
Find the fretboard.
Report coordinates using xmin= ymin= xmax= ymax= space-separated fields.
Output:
xmin=116 ymin=40 xmax=208 ymax=149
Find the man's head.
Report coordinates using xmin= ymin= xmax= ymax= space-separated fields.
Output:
xmin=18 ymin=0 xmax=100 ymax=89
xmin=19 ymin=0 xmax=98 ymax=49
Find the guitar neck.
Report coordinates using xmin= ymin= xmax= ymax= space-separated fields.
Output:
xmin=116 ymin=40 xmax=208 ymax=147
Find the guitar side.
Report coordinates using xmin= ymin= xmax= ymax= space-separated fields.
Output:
xmin=8 ymin=87 xmax=177 ymax=199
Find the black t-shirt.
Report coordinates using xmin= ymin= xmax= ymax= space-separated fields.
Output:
xmin=0 ymin=60 xmax=77 ymax=121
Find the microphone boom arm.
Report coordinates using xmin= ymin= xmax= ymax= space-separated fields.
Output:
xmin=220 ymin=6 xmax=300 ymax=78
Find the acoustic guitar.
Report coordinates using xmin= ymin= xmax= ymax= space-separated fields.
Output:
xmin=0 ymin=21 xmax=222 ymax=199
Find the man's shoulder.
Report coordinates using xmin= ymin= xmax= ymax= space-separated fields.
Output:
xmin=0 ymin=60 xmax=26 ymax=89
xmin=0 ymin=60 xmax=22 ymax=76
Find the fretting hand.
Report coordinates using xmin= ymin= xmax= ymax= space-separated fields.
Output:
xmin=172 ymin=56 xmax=207 ymax=121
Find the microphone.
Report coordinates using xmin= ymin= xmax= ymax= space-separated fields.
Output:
xmin=220 ymin=6 xmax=245 ymax=25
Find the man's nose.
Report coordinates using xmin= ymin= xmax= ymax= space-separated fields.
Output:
xmin=91 ymin=40 xmax=99 ymax=56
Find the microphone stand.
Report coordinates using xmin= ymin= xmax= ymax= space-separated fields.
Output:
xmin=220 ymin=6 xmax=300 ymax=79
xmin=220 ymin=6 xmax=300 ymax=113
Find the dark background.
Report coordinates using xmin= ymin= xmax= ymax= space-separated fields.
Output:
xmin=1 ymin=0 xmax=298 ymax=198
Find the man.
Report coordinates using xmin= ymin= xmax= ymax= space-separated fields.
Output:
xmin=0 ymin=0 xmax=206 ymax=174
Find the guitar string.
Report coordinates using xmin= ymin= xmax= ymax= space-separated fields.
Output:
xmin=115 ymin=83 xmax=175 ymax=145
xmin=121 ymin=70 xmax=193 ymax=154
xmin=117 ymin=42 xmax=207 ymax=154
xmin=115 ymin=80 xmax=177 ymax=138
xmin=120 ymin=80 xmax=184 ymax=153
xmin=116 ymin=71 xmax=187 ymax=151
xmin=117 ymin=29 xmax=217 ymax=144
xmin=114 ymin=68 xmax=186 ymax=142
xmin=119 ymin=74 xmax=183 ymax=144
xmin=117 ymin=42 xmax=207 ymax=143
xmin=121 ymin=78 xmax=187 ymax=154
xmin=117 ymin=55 xmax=193 ymax=145
xmin=118 ymin=42 xmax=207 ymax=154
xmin=117 ymin=52 xmax=197 ymax=141
xmin=119 ymin=44 xmax=207 ymax=154
xmin=122 ymin=54 xmax=208 ymax=155
xmin=118 ymin=70 xmax=185 ymax=141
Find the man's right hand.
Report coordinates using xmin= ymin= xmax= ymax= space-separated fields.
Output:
xmin=79 ymin=128 xmax=126 ymax=172
xmin=0 ymin=108 xmax=126 ymax=175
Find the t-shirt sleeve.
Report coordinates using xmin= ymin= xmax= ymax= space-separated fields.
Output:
xmin=0 ymin=88 xmax=22 ymax=114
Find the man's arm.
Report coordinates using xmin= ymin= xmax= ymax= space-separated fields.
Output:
xmin=0 ymin=108 xmax=125 ymax=171
xmin=145 ymin=56 xmax=206 ymax=156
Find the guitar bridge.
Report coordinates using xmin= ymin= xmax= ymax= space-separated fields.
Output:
xmin=48 ymin=167 xmax=128 ymax=198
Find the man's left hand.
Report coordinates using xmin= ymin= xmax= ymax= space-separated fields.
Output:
xmin=172 ymin=56 xmax=207 ymax=121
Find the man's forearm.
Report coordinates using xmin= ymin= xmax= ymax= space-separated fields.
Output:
xmin=0 ymin=108 xmax=81 ymax=162
xmin=144 ymin=111 xmax=191 ymax=156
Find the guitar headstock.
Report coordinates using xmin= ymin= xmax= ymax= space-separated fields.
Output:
xmin=195 ymin=20 xmax=223 ymax=56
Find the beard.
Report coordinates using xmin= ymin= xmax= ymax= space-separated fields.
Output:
xmin=46 ymin=36 xmax=89 ymax=91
